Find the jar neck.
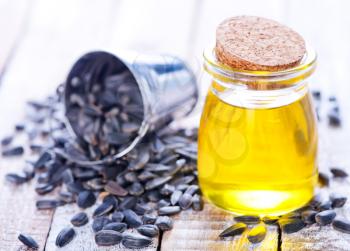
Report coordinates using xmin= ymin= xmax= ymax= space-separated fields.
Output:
xmin=203 ymin=45 xmax=317 ymax=109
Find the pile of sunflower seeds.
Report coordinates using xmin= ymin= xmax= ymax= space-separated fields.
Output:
xmin=65 ymin=70 xmax=144 ymax=160
xmin=219 ymin=167 xmax=350 ymax=243
xmin=3 ymin=72 xmax=202 ymax=249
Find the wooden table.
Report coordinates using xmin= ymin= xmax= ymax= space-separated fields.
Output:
xmin=1 ymin=0 xmax=350 ymax=250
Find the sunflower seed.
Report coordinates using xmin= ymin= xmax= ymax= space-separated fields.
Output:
xmin=158 ymin=199 xmax=170 ymax=208
xmin=92 ymin=217 xmax=112 ymax=232
xmin=137 ymin=224 xmax=159 ymax=237
xmin=301 ymin=210 xmax=317 ymax=224
xmin=219 ymin=222 xmax=247 ymax=238
xmin=134 ymin=203 xmax=152 ymax=215
xmin=36 ymin=199 xmax=61 ymax=210
xmin=192 ymin=194 xmax=204 ymax=211
xmin=328 ymin=110 xmax=341 ymax=127
xmin=55 ymin=227 xmax=76 ymax=247
xmin=279 ymin=218 xmax=306 ymax=233
xmin=330 ymin=194 xmax=347 ymax=208
xmin=122 ymin=233 xmax=152 ymax=249
xmin=146 ymin=190 xmax=162 ymax=202
xmin=332 ymin=219 xmax=350 ymax=234
xmin=155 ymin=216 xmax=173 ymax=231
xmin=318 ymin=172 xmax=330 ymax=187
xmin=175 ymin=184 xmax=189 ymax=191
xmin=128 ymin=150 xmax=150 ymax=171
xmin=128 ymin=182 xmax=144 ymax=196
xmin=315 ymin=210 xmax=336 ymax=226
xmin=145 ymin=176 xmax=172 ymax=190
xmin=70 ymin=212 xmax=88 ymax=227
xmin=93 ymin=201 xmax=115 ymax=217
xmin=77 ymin=191 xmax=96 ymax=208
xmin=103 ymin=222 xmax=127 ymax=232
xmin=184 ymin=184 xmax=199 ymax=195
xmin=111 ymin=211 xmax=124 ymax=222
xmin=2 ymin=146 xmax=24 ymax=157
xmin=95 ymin=230 xmax=123 ymax=246
xmin=33 ymin=151 xmax=52 ymax=170
xmin=103 ymin=194 xmax=119 ymax=207
xmin=18 ymin=233 xmax=39 ymax=249
xmin=1 ymin=135 xmax=13 ymax=146
xmin=159 ymin=206 xmax=181 ymax=216
xmin=160 ymin=184 xmax=175 ymax=196
xmin=247 ymin=224 xmax=266 ymax=244
xmin=138 ymin=170 xmax=157 ymax=182
xmin=5 ymin=173 xmax=28 ymax=185
xmin=119 ymin=196 xmax=138 ymax=210
xmin=123 ymin=209 xmax=142 ymax=228
xmin=179 ymin=193 xmax=192 ymax=209
xmin=330 ymin=168 xmax=348 ymax=178
xmin=318 ymin=201 xmax=332 ymax=211
xmin=105 ymin=180 xmax=128 ymax=196
xmin=142 ymin=214 xmax=157 ymax=225
xmin=170 ymin=190 xmax=182 ymax=205
xmin=262 ymin=216 xmax=279 ymax=225
xmin=58 ymin=191 xmax=75 ymax=203
xmin=35 ymin=183 xmax=55 ymax=195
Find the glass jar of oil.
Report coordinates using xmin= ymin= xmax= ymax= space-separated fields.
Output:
xmin=198 ymin=46 xmax=318 ymax=216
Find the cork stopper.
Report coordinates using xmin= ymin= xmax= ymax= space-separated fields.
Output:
xmin=215 ymin=16 xmax=306 ymax=72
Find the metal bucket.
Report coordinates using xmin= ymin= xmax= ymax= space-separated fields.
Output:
xmin=64 ymin=51 xmax=198 ymax=165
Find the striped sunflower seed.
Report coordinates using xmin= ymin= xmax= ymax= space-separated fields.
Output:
xmin=104 ymin=180 xmax=128 ymax=197
xmin=219 ymin=222 xmax=247 ymax=238
xmin=142 ymin=214 xmax=157 ymax=225
xmin=155 ymin=216 xmax=173 ymax=231
xmin=123 ymin=209 xmax=143 ymax=228
xmin=332 ymin=219 xmax=350 ymax=234
xmin=330 ymin=194 xmax=347 ymax=208
xmin=92 ymin=217 xmax=112 ymax=233
xmin=315 ymin=210 xmax=336 ymax=226
xmin=111 ymin=211 xmax=124 ymax=222
xmin=234 ymin=215 xmax=260 ymax=224
xmin=179 ymin=193 xmax=192 ymax=209
xmin=18 ymin=233 xmax=39 ymax=249
xmin=103 ymin=222 xmax=127 ymax=232
xmin=122 ymin=233 xmax=152 ymax=249
xmin=70 ymin=212 xmax=89 ymax=227
xmin=192 ymin=194 xmax=204 ymax=211
xmin=55 ymin=227 xmax=76 ymax=247
xmin=170 ymin=190 xmax=183 ymax=206
xmin=95 ymin=230 xmax=123 ymax=246
xmin=159 ymin=206 xmax=181 ymax=216
xmin=279 ymin=218 xmax=305 ymax=234
xmin=93 ymin=200 xmax=115 ymax=217
xmin=330 ymin=167 xmax=348 ymax=178
xmin=137 ymin=224 xmax=159 ymax=237
xmin=36 ymin=199 xmax=61 ymax=210
xmin=77 ymin=191 xmax=96 ymax=208
xmin=301 ymin=210 xmax=317 ymax=224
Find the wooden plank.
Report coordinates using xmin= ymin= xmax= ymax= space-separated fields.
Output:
xmin=0 ymin=0 xmax=30 ymax=79
xmin=162 ymin=203 xmax=278 ymax=251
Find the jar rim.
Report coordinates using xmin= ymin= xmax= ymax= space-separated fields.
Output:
xmin=203 ymin=45 xmax=317 ymax=85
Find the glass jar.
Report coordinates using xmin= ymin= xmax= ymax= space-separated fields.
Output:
xmin=198 ymin=46 xmax=318 ymax=216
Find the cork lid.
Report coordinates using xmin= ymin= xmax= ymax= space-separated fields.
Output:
xmin=215 ymin=16 xmax=306 ymax=71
